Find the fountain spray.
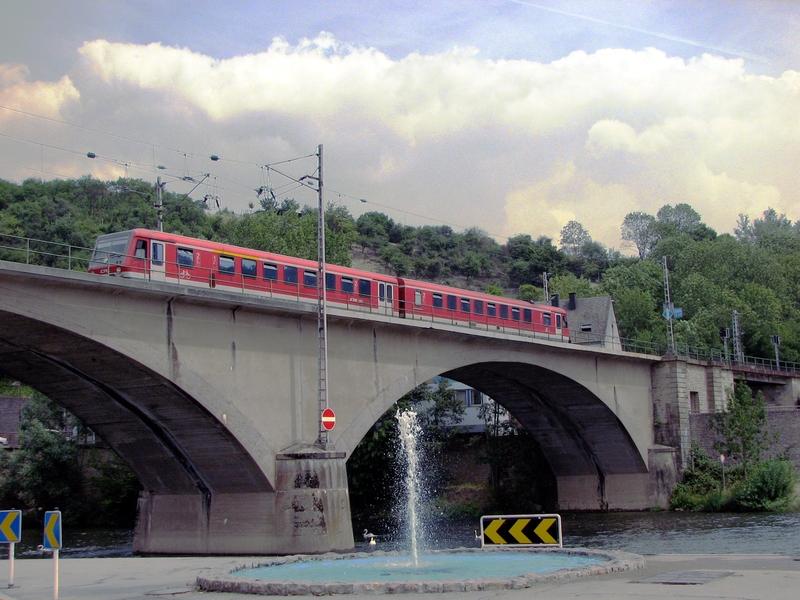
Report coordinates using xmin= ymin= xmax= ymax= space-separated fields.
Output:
xmin=395 ymin=409 xmax=425 ymax=567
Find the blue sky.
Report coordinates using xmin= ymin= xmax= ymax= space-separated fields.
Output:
xmin=1 ymin=1 xmax=799 ymax=248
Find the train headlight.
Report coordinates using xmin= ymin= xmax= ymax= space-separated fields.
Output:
xmin=116 ymin=266 xmax=121 ymax=273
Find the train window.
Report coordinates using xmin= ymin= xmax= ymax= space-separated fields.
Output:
xmin=433 ymin=293 xmax=443 ymax=308
xmin=387 ymin=285 xmax=393 ymax=302
xmin=326 ymin=272 xmax=336 ymax=291
xmin=177 ymin=247 xmax=194 ymax=267
xmin=379 ymin=283 xmax=385 ymax=301
xmin=500 ymin=305 xmax=509 ymax=319
xmin=359 ymin=279 xmax=371 ymax=297
xmin=512 ymin=307 xmax=520 ymax=321
xmin=487 ymin=303 xmax=496 ymax=317
xmin=556 ymin=314 xmax=563 ymax=328
xmin=264 ymin=263 xmax=278 ymax=281
xmin=415 ymin=290 xmax=422 ymax=305
xmin=461 ymin=298 xmax=470 ymax=313
xmin=242 ymin=259 xmax=257 ymax=278
xmin=341 ymin=277 xmax=354 ymax=293
xmin=523 ymin=308 xmax=532 ymax=323
xmin=219 ymin=255 xmax=235 ymax=274
xmin=447 ymin=295 xmax=457 ymax=310
xmin=134 ymin=240 xmax=147 ymax=260
xmin=284 ymin=266 xmax=298 ymax=284
xmin=474 ymin=300 xmax=484 ymax=315
xmin=543 ymin=313 xmax=552 ymax=326
xmin=152 ymin=242 xmax=164 ymax=266
xmin=304 ymin=270 xmax=317 ymax=287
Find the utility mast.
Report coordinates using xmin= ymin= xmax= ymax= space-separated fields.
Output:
xmin=663 ymin=256 xmax=676 ymax=354
xmin=732 ymin=310 xmax=744 ymax=364
xmin=314 ymin=145 xmax=330 ymax=448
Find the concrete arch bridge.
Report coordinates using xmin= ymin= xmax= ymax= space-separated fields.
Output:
xmin=0 ymin=261 xmax=672 ymax=555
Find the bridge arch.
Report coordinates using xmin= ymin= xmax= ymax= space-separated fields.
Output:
xmin=334 ymin=333 xmax=652 ymax=511
xmin=0 ymin=310 xmax=272 ymax=496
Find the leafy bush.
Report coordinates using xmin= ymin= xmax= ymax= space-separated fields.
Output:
xmin=728 ymin=460 xmax=796 ymax=511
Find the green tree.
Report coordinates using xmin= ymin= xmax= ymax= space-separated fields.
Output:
xmin=710 ymin=383 xmax=774 ymax=478
xmin=559 ymin=220 xmax=591 ymax=256
xmin=621 ymin=211 xmax=658 ymax=259
xmin=0 ymin=396 xmax=89 ymax=524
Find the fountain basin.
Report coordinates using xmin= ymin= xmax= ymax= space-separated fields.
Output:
xmin=196 ymin=547 xmax=645 ymax=595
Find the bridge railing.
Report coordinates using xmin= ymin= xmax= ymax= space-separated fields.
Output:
xmin=3 ymin=232 xmax=800 ymax=375
xmin=0 ymin=233 xmax=93 ymax=271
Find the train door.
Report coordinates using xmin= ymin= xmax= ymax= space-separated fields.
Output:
xmin=378 ymin=282 xmax=394 ymax=315
xmin=555 ymin=313 xmax=563 ymax=337
xmin=150 ymin=240 xmax=166 ymax=282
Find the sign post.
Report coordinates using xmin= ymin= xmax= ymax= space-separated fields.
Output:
xmin=480 ymin=514 xmax=562 ymax=548
xmin=43 ymin=510 xmax=62 ymax=600
xmin=0 ymin=509 xmax=22 ymax=587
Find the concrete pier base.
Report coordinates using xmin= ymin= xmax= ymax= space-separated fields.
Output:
xmin=133 ymin=452 xmax=355 ymax=555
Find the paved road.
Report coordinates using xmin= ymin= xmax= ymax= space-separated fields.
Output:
xmin=0 ymin=554 xmax=799 ymax=599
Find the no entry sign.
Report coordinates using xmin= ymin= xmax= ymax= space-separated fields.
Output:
xmin=322 ymin=407 xmax=336 ymax=431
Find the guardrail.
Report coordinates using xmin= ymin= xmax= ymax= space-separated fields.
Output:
xmin=2 ymin=232 xmax=799 ymax=374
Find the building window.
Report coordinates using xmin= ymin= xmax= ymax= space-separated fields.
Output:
xmin=690 ymin=391 xmax=700 ymax=412
xmin=580 ymin=323 xmax=592 ymax=332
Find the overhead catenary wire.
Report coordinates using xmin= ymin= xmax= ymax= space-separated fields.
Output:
xmin=1 ymin=103 xmax=513 ymax=240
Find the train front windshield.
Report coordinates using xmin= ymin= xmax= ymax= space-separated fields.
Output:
xmin=89 ymin=231 xmax=134 ymax=270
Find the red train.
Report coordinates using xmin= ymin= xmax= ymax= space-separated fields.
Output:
xmin=88 ymin=229 xmax=569 ymax=340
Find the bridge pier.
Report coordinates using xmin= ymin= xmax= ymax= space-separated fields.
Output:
xmin=133 ymin=452 xmax=354 ymax=555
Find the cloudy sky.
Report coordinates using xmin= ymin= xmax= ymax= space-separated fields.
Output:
xmin=1 ymin=1 xmax=798 ymax=250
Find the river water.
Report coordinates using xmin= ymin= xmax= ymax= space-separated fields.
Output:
xmin=5 ymin=511 xmax=800 ymax=558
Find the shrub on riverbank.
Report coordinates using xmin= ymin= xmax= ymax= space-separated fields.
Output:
xmin=670 ymin=446 xmax=797 ymax=511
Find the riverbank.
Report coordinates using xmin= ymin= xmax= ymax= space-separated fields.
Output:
xmin=0 ymin=553 xmax=799 ymax=599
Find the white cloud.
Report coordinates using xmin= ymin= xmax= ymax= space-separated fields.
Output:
xmin=0 ymin=64 xmax=79 ymax=120
xmin=2 ymin=35 xmax=797 ymax=250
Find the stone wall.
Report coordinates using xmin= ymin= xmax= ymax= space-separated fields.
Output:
xmin=689 ymin=407 xmax=800 ymax=465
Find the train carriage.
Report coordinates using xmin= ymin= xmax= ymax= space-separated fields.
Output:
xmin=88 ymin=229 xmax=569 ymax=341
xmin=88 ymin=229 xmax=398 ymax=316
xmin=397 ymin=278 xmax=568 ymax=340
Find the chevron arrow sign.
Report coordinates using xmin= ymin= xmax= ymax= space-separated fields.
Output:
xmin=480 ymin=514 xmax=562 ymax=548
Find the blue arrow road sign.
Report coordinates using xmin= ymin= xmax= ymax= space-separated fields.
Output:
xmin=43 ymin=511 xmax=62 ymax=550
xmin=0 ymin=510 xmax=21 ymax=543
